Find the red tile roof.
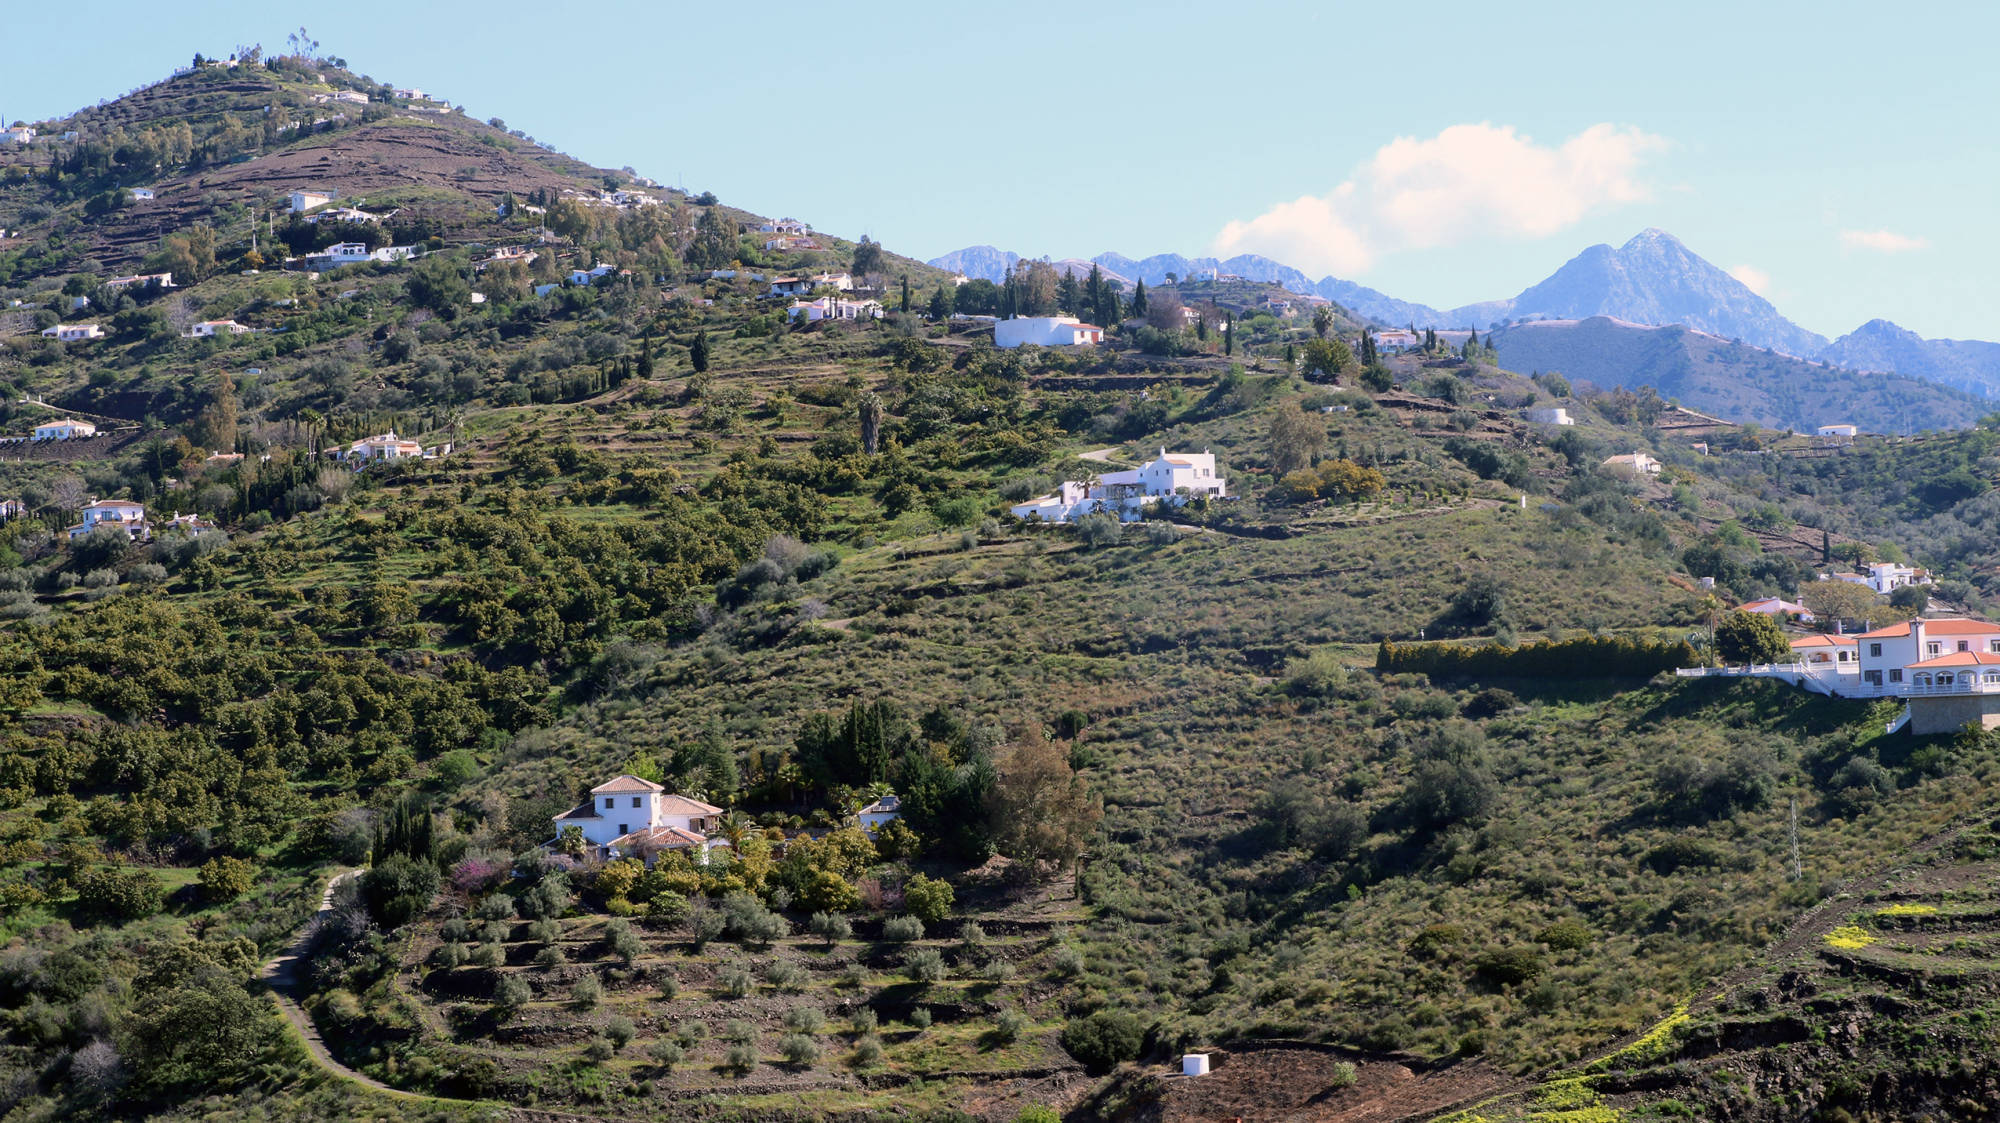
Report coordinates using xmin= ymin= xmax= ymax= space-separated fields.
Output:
xmin=1920 ymin=619 xmax=2000 ymax=635
xmin=1907 ymin=651 xmax=2000 ymax=669
xmin=1790 ymin=635 xmax=1856 ymax=647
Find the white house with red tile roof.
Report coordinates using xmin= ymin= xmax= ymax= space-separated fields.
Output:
xmin=67 ymin=499 xmax=147 ymax=540
xmin=342 ymin=431 xmax=423 ymax=464
xmin=995 ymin=316 xmax=1105 ymax=348
xmin=1853 ymin=618 xmax=2000 ymax=693
xmin=1010 ymin=448 xmax=1227 ymax=523
xmin=551 ymin=775 xmax=726 ymax=859
xmin=1789 ymin=634 xmax=1857 ymax=666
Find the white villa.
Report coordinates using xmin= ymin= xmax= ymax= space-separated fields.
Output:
xmin=1682 ymin=616 xmax=2000 ymax=735
xmin=857 ymin=794 xmax=901 ymax=835
xmin=1816 ymin=423 xmax=1859 ymax=438
xmin=995 ymin=316 xmax=1105 ymax=349
xmin=1011 ymin=448 xmax=1227 ymax=523
xmin=570 ymin=264 xmax=617 ymax=285
xmin=34 ymin=418 xmax=96 ymax=440
xmin=1736 ymin=596 xmax=1813 ymax=622
xmin=1524 ymin=407 xmax=1574 ymax=426
xmin=69 ymin=499 xmax=147 ymax=540
xmin=41 ymin=324 xmax=103 ymax=342
xmin=552 ymin=775 xmax=729 ymax=863
xmin=190 ymin=319 xmax=250 ymax=338
xmin=1373 ymin=329 xmax=1422 ymax=351
xmin=289 ymin=189 xmax=337 ymax=213
xmin=2 ymin=127 xmax=35 ymax=145
xmin=342 ymin=431 xmax=424 ymax=464
xmin=758 ymin=218 xmax=809 ymax=234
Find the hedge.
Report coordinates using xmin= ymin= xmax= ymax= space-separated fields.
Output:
xmin=1375 ymin=635 xmax=1699 ymax=680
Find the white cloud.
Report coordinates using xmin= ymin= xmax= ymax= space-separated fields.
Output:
xmin=1727 ymin=264 xmax=1771 ymax=295
xmin=1840 ymin=228 xmax=1930 ymax=253
xmin=1213 ymin=122 xmax=1668 ymax=276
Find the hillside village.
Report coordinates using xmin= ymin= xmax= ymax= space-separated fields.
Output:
xmin=4 ymin=42 xmax=2000 ymax=1123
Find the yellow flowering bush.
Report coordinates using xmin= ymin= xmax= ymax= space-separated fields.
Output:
xmin=1825 ymin=925 xmax=1877 ymax=949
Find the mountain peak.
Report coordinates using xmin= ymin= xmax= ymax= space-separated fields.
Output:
xmin=1507 ymin=230 xmax=1826 ymax=357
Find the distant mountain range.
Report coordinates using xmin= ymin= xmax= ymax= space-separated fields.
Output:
xmin=929 ymin=231 xmax=2000 ymax=405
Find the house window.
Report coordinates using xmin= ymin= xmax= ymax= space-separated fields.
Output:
xmin=1990 ymin=640 xmax=2000 ymax=653
xmin=618 ymin=823 xmax=629 ymax=835
xmin=603 ymin=798 xmax=613 ymax=810
xmin=632 ymin=797 xmax=642 ymax=808
xmin=1961 ymin=641 xmax=1971 ymax=652
xmin=1870 ymin=644 xmax=1882 ymax=658
xmin=1865 ymin=670 xmax=1882 ymax=685
xmin=1890 ymin=669 xmax=1904 ymax=683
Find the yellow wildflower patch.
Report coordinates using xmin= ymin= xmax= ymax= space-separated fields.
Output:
xmin=1825 ymin=924 xmax=1877 ymax=949
xmin=1875 ymin=903 xmax=1938 ymax=917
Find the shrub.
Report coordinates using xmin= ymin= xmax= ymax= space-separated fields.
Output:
xmin=583 ymin=1036 xmax=614 ymax=1064
xmin=1473 ymin=947 xmax=1547 ymax=986
xmin=603 ymin=916 xmax=644 ymax=964
xmin=534 ymin=946 xmax=565 ymax=968
xmin=722 ymin=1018 xmax=756 ymax=1043
xmin=571 ymin=975 xmax=603 ymax=1009
xmin=992 ymin=1008 xmax=1028 ymax=1043
xmin=837 ymin=963 xmax=867 ymax=988
xmin=198 ymin=856 xmax=255 ymax=901
xmin=882 ymin=916 xmax=924 ymax=942
xmin=1050 ymin=946 xmax=1084 ymax=977
xmin=851 ymin=1036 xmax=884 ymax=1068
xmin=493 ymin=974 xmax=531 ymax=1010
xmin=779 ymin=1033 xmax=821 ymax=1066
xmin=605 ymin=1015 xmax=636 ymax=1050
xmin=719 ymin=968 xmax=752 ymax=998
xmin=74 ymin=867 xmax=164 ymax=923
xmin=808 ymin=910 xmax=852 ymax=947
xmin=657 ymin=975 xmax=680 ymax=1001
xmin=1060 ymin=1009 xmax=1145 ymax=1073
xmin=724 ymin=1043 xmax=756 ymax=1074
xmin=359 ymin=854 xmax=440 ymax=930
xmin=764 ymin=960 xmax=805 ymax=990
xmin=470 ymin=943 xmax=504 ymax=967
xmin=783 ymin=1006 xmax=825 ymax=1034
xmin=647 ymin=1041 xmax=684 ymax=1070
xmin=1072 ymin=513 xmax=1123 ymax=548
xmin=908 ymin=1007 xmax=932 ymax=1030
xmin=1330 ymin=1061 xmax=1358 ymax=1087
xmin=1538 ymin=919 xmax=1594 ymax=952
xmin=1017 ymin=1109 xmax=1061 ymax=1123
xmin=849 ymin=1007 xmax=879 ymax=1035
xmin=904 ymin=947 xmax=945 ymax=983
xmin=433 ymin=942 xmax=468 ymax=968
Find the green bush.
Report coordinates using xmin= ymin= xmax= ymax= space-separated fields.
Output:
xmin=1059 ymin=1009 xmax=1146 ymax=1072
xmin=1538 ymin=919 xmax=1594 ymax=952
xmin=779 ymin=1032 xmax=820 ymax=1066
xmin=883 ymin=916 xmax=924 ymax=942
xmin=1473 ymin=946 xmax=1547 ymax=986
xmin=903 ymin=873 xmax=954 ymax=923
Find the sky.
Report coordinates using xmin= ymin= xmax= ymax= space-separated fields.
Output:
xmin=4 ymin=0 xmax=1994 ymax=341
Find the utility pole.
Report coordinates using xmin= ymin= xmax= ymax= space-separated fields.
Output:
xmin=1800 ymin=791 xmax=1816 ymax=879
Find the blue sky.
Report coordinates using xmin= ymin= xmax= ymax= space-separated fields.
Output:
xmin=5 ymin=0 xmax=1993 ymax=340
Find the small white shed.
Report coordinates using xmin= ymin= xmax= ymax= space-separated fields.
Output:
xmin=1181 ymin=1053 xmax=1210 ymax=1077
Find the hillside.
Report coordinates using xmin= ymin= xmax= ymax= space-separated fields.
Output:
xmin=1488 ymin=316 xmax=1988 ymax=433
xmin=7 ymin=53 xmax=2000 ymax=1123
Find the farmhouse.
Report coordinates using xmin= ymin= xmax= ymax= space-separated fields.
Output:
xmin=1816 ymin=423 xmax=1859 ymax=437
xmin=758 ymin=218 xmax=809 ymax=234
xmin=2 ymin=127 xmax=35 ymax=145
xmin=33 ymin=418 xmax=96 ymax=440
xmin=1373 ymin=329 xmax=1422 ymax=351
xmin=570 ymin=264 xmax=616 ymax=285
xmin=1524 ymin=407 xmax=1573 ymax=426
xmin=551 ymin=775 xmax=728 ymax=863
xmin=995 ymin=316 xmax=1105 ymax=349
xmin=189 ymin=319 xmax=250 ymax=338
xmin=105 ymin=272 xmax=174 ymax=290
xmin=1010 ymin=448 xmax=1227 ymax=523
xmin=130 ymin=187 xmax=155 ymax=202
xmin=288 ymin=189 xmax=336 ymax=214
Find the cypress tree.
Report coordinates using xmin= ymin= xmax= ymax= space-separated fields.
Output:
xmin=690 ymin=330 xmax=710 ymax=373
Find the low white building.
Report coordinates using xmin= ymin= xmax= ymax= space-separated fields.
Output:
xmin=391 ymin=87 xmax=425 ymax=100
xmin=41 ymin=324 xmax=103 ymax=342
xmin=1736 ymin=596 xmax=1814 ymax=623
xmin=995 ymin=316 xmax=1105 ymax=349
xmin=1602 ymin=450 xmax=1661 ymax=476
xmin=330 ymin=90 xmax=368 ymax=105
xmin=1524 ymin=407 xmax=1573 ymax=426
xmin=1816 ymin=423 xmax=1859 ymax=438
xmin=190 ymin=319 xmax=250 ymax=337
xmin=304 ymin=206 xmax=382 ymax=225
xmin=789 ymin=297 xmax=883 ymax=322
xmin=105 ymin=271 xmax=174 ymax=290
xmin=130 ymin=187 xmax=156 ymax=202
xmin=1373 ymin=329 xmax=1422 ymax=351
xmin=570 ymin=264 xmax=617 ymax=285
xmin=34 ymin=418 xmax=96 ymax=440
xmin=551 ymin=775 xmax=728 ymax=863
xmin=1011 ymin=448 xmax=1227 ymax=523
xmin=2 ymin=127 xmax=35 ymax=145
xmin=288 ymin=189 xmax=336 ymax=214
xmin=758 ymin=218 xmax=809 ymax=234
xmin=69 ymin=499 xmax=147 ymax=540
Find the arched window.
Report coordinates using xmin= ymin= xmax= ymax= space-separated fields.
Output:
xmin=1914 ymin=672 xmax=1934 ymax=687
